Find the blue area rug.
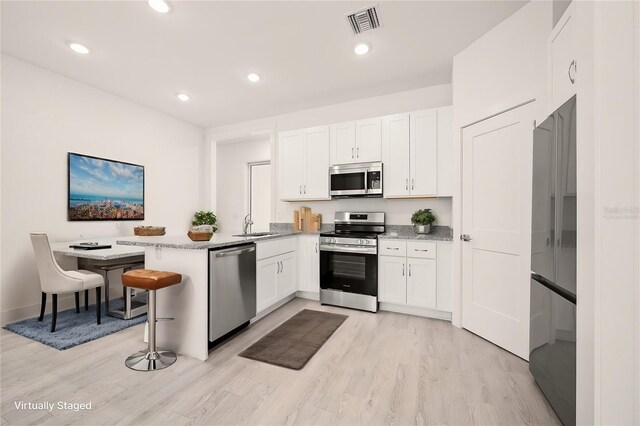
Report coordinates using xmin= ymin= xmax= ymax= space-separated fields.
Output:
xmin=3 ymin=299 xmax=146 ymax=350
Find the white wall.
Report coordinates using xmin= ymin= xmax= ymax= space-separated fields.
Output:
xmin=0 ymin=55 xmax=205 ymax=323
xmin=452 ymin=1 xmax=550 ymax=128
xmin=215 ymin=138 xmax=270 ymax=234
xmin=206 ymin=84 xmax=453 ymax=227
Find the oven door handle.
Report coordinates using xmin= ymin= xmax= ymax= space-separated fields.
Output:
xmin=320 ymin=244 xmax=377 ymax=255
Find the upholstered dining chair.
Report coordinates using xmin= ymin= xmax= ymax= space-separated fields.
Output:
xmin=30 ymin=233 xmax=105 ymax=332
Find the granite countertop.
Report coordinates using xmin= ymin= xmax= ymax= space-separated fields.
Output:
xmin=378 ymin=225 xmax=453 ymax=241
xmin=116 ymin=231 xmax=298 ymax=250
xmin=52 ymin=238 xmax=145 ymax=261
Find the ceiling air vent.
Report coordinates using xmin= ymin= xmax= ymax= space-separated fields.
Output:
xmin=347 ymin=5 xmax=380 ymax=34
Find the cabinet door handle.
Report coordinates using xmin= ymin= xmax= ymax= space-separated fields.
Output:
xmin=415 ymin=249 xmax=429 ymax=252
xmin=356 ymin=147 xmax=359 ymax=158
xmin=303 ymin=185 xmax=306 ymax=194
xmin=387 ymin=247 xmax=399 ymax=250
xmin=281 ymin=261 xmax=284 ymax=273
xmin=299 ymin=185 xmax=302 ymax=195
xmin=409 ymin=264 xmax=412 ymax=277
xmin=406 ymin=178 xmax=409 ymax=190
xmin=568 ymin=59 xmax=577 ymax=84
xmin=411 ymin=178 xmax=414 ymax=190
xmin=352 ymin=147 xmax=355 ymax=159
xmin=315 ymin=243 xmax=318 ymax=253
xmin=402 ymin=264 xmax=405 ymax=276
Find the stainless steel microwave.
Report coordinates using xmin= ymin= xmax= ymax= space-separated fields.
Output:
xmin=329 ymin=162 xmax=382 ymax=198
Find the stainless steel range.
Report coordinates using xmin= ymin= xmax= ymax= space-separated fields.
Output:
xmin=319 ymin=212 xmax=385 ymax=312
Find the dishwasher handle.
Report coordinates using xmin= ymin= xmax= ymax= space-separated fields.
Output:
xmin=212 ymin=245 xmax=255 ymax=258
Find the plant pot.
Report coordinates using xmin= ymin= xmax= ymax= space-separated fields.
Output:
xmin=414 ymin=224 xmax=431 ymax=234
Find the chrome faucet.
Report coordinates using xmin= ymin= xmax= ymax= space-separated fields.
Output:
xmin=242 ymin=214 xmax=253 ymax=235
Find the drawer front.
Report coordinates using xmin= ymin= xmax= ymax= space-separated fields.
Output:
xmin=379 ymin=240 xmax=407 ymax=257
xmin=256 ymin=237 xmax=296 ymax=260
xmin=407 ymin=241 xmax=437 ymax=259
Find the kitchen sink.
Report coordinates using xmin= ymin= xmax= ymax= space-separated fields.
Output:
xmin=232 ymin=232 xmax=275 ymax=237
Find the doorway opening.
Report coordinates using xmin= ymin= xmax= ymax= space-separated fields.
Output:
xmin=249 ymin=161 xmax=271 ymax=233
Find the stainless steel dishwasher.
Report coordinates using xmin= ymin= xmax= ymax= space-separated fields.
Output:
xmin=209 ymin=243 xmax=256 ymax=343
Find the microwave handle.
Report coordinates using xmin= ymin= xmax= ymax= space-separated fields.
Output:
xmin=364 ymin=170 xmax=368 ymax=194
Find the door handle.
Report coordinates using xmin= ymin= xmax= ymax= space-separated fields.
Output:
xmin=568 ymin=59 xmax=577 ymax=84
xmin=387 ymin=247 xmax=399 ymax=250
xmin=402 ymin=264 xmax=405 ymax=276
xmin=409 ymin=264 xmax=412 ymax=277
xmin=460 ymin=234 xmax=472 ymax=242
xmin=304 ymin=185 xmax=306 ymax=194
xmin=352 ymin=147 xmax=355 ymax=159
xmin=315 ymin=243 xmax=318 ymax=253
xmin=411 ymin=178 xmax=414 ymax=190
xmin=280 ymin=261 xmax=284 ymax=273
xmin=299 ymin=185 xmax=302 ymax=195
xmin=406 ymin=178 xmax=409 ymax=190
xmin=356 ymin=147 xmax=359 ymax=158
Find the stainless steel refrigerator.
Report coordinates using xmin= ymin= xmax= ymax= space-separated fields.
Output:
xmin=530 ymin=95 xmax=576 ymax=426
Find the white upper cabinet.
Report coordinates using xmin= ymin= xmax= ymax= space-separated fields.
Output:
xmin=548 ymin=3 xmax=576 ymax=113
xmin=355 ymin=118 xmax=382 ymax=162
xmin=382 ymin=107 xmax=451 ymax=198
xmin=304 ymin=127 xmax=330 ymax=199
xmin=330 ymin=122 xmax=356 ymax=165
xmin=279 ymin=126 xmax=329 ymax=201
xmin=436 ymin=106 xmax=453 ymax=196
xmin=382 ymin=113 xmax=411 ymax=197
xmin=410 ymin=109 xmax=438 ymax=196
xmin=330 ymin=118 xmax=381 ymax=165
xmin=279 ymin=130 xmax=305 ymax=200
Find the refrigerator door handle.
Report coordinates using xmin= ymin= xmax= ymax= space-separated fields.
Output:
xmin=531 ymin=272 xmax=577 ymax=304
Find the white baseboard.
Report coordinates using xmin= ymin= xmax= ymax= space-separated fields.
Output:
xmin=379 ymin=302 xmax=452 ymax=321
xmin=295 ymin=291 xmax=319 ymax=301
xmin=251 ymin=293 xmax=297 ymax=323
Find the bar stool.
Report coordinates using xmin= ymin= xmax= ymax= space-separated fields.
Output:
xmin=122 ymin=269 xmax=182 ymax=371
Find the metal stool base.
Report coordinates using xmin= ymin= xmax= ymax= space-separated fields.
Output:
xmin=125 ymin=349 xmax=176 ymax=371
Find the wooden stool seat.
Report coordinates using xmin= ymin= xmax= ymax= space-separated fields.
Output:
xmin=122 ymin=269 xmax=182 ymax=291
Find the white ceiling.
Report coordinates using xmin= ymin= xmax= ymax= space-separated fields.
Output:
xmin=1 ymin=1 xmax=527 ymax=128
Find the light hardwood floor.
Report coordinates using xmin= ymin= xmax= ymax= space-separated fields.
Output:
xmin=1 ymin=298 xmax=560 ymax=425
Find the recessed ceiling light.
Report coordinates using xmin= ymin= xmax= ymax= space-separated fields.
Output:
xmin=354 ymin=42 xmax=370 ymax=55
xmin=247 ymin=73 xmax=261 ymax=83
xmin=68 ymin=42 xmax=90 ymax=55
xmin=177 ymin=93 xmax=190 ymax=102
xmin=148 ymin=0 xmax=171 ymax=14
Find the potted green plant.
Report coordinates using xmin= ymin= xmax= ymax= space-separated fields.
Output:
xmin=411 ymin=208 xmax=436 ymax=234
xmin=188 ymin=211 xmax=218 ymax=241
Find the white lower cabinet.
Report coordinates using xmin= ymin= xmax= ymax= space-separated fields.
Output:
xmin=297 ymin=235 xmax=320 ymax=294
xmin=256 ymin=238 xmax=297 ymax=313
xmin=379 ymin=240 xmax=452 ymax=315
xmin=406 ymin=258 xmax=437 ymax=308
xmin=277 ymin=252 xmax=297 ymax=298
xmin=256 ymin=258 xmax=279 ymax=312
xmin=378 ymin=256 xmax=407 ymax=304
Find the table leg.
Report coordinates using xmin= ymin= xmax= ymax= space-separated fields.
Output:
xmin=103 ymin=270 xmax=110 ymax=315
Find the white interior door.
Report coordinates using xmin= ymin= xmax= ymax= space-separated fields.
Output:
xmin=461 ymin=102 xmax=534 ymax=360
xmin=382 ymin=113 xmax=410 ymax=198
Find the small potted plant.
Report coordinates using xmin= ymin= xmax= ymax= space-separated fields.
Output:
xmin=188 ymin=211 xmax=218 ymax=241
xmin=411 ymin=208 xmax=436 ymax=234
